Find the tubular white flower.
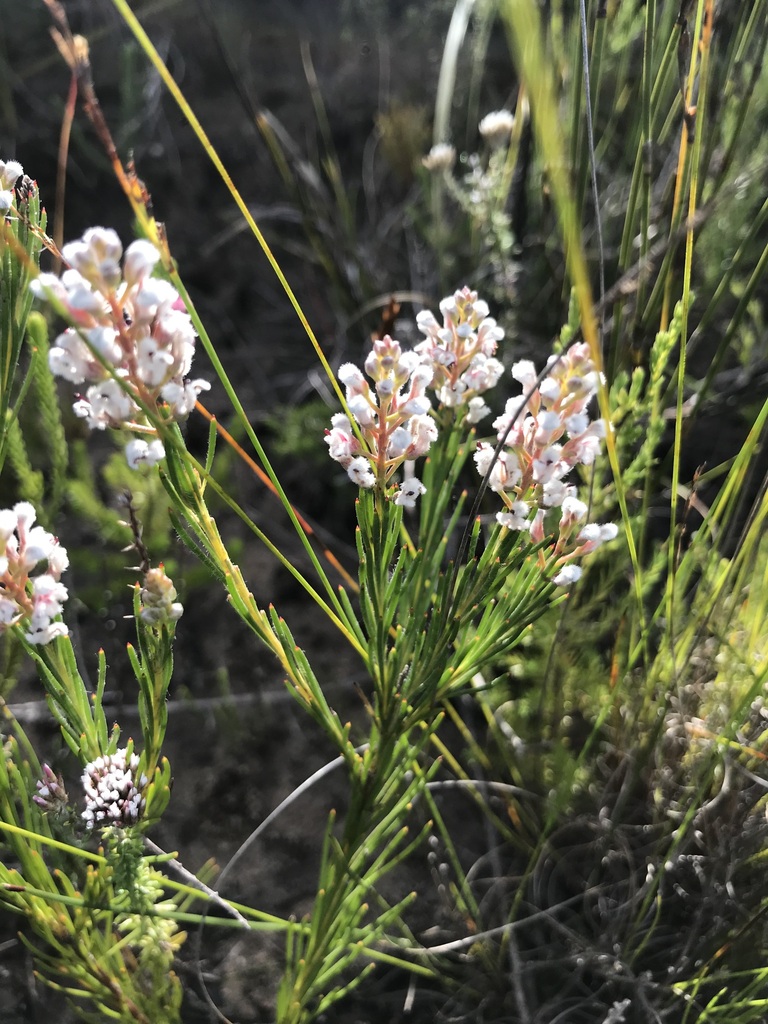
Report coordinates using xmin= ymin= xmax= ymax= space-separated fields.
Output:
xmin=467 ymin=396 xmax=491 ymax=424
xmin=347 ymin=456 xmax=376 ymax=488
xmin=496 ymin=501 xmax=531 ymax=532
xmin=125 ymin=438 xmax=166 ymax=470
xmin=553 ymin=564 xmax=582 ymax=587
xmin=394 ymin=477 xmax=427 ymax=509
xmin=122 ymin=239 xmax=161 ymax=285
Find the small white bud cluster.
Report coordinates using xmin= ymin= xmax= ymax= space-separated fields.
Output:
xmin=138 ymin=565 xmax=183 ymax=625
xmin=0 ymin=158 xmax=24 ymax=212
xmin=81 ymin=748 xmax=147 ymax=829
xmin=475 ymin=342 xmax=618 ymax=585
xmin=325 ymin=334 xmax=437 ymax=507
xmin=30 ymin=228 xmax=210 ymax=468
xmin=478 ymin=109 xmax=516 ymax=148
xmin=415 ymin=286 xmax=505 ymax=420
xmin=0 ymin=502 xmax=69 ymax=645
xmin=422 ymin=143 xmax=456 ymax=173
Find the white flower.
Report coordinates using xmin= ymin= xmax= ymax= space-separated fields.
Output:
xmin=85 ymin=326 xmax=122 ymax=364
xmin=160 ymin=377 xmax=210 ymax=417
xmin=84 ymin=379 xmax=137 ymax=428
xmin=422 ymin=143 xmax=456 ymax=172
xmin=122 ymin=239 xmax=161 ymax=285
xmin=325 ymin=413 xmax=357 ymax=465
xmin=0 ymin=159 xmax=23 ymax=191
xmin=13 ymin=502 xmax=37 ymax=529
xmin=0 ymin=502 xmax=69 ymax=644
xmin=132 ymin=278 xmax=178 ymax=323
xmin=22 ymin=526 xmax=56 ymax=568
xmin=29 ymin=575 xmax=68 ymax=629
xmin=0 ymin=509 xmax=16 ymax=542
xmin=62 ymin=227 xmax=123 ymax=289
xmin=536 ymin=408 xmax=562 ymax=436
xmin=26 ymin=620 xmax=69 ymax=645
xmin=541 ymin=479 xmax=576 ymax=508
xmin=338 ymin=363 xmax=367 ymax=395
xmin=560 ymin=496 xmax=589 ymax=527
xmin=438 ymin=380 xmax=468 ymax=407
xmin=125 ymin=438 xmax=166 ymax=470
xmin=408 ymin=414 xmax=438 ymax=458
xmin=553 ymin=564 xmax=582 ymax=587
xmin=532 ymin=445 xmax=565 ymax=484
xmin=466 ymin=396 xmax=491 ymax=424
xmin=347 ymin=456 xmax=376 ymax=489
xmin=394 ymin=477 xmax=427 ymax=509
xmin=539 ymin=377 xmax=561 ymax=403
xmin=387 ymin=426 xmax=412 ymax=459
xmin=136 ymin=335 xmax=175 ymax=386
xmin=577 ymin=521 xmax=619 ymax=552
xmin=0 ymin=597 xmax=19 ymax=625
xmin=348 ymin=393 xmax=377 ymax=428
xmin=49 ymin=330 xmax=93 ymax=383
xmin=496 ymin=501 xmax=531 ymax=531
xmin=479 ymin=109 xmax=515 ymax=146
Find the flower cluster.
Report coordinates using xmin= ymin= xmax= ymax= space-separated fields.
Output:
xmin=474 ymin=342 xmax=617 ymax=584
xmin=81 ymin=748 xmax=147 ymax=829
xmin=325 ymin=334 xmax=437 ymax=507
xmin=138 ymin=565 xmax=183 ymax=625
xmin=31 ymin=227 xmax=209 ymax=468
xmin=0 ymin=502 xmax=69 ymax=645
xmin=0 ymin=158 xmax=23 ymax=212
xmin=415 ymin=286 xmax=504 ymax=419
xmin=33 ymin=764 xmax=69 ymax=815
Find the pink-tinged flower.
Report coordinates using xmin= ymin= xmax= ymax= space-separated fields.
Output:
xmin=324 ymin=413 xmax=358 ymax=466
xmin=576 ymin=522 xmax=619 ymax=554
xmin=415 ymin=288 xmax=504 ymax=412
xmin=327 ymin=334 xmax=437 ymax=506
xmin=31 ymin=229 xmax=208 ymax=469
xmin=33 ymin=764 xmax=69 ymax=815
xmin=0 ymin=503 xmax=69 ymax=645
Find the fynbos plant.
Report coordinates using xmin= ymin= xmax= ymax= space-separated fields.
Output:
xmin=2 ymin=0 xmax=768 ymax=1020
